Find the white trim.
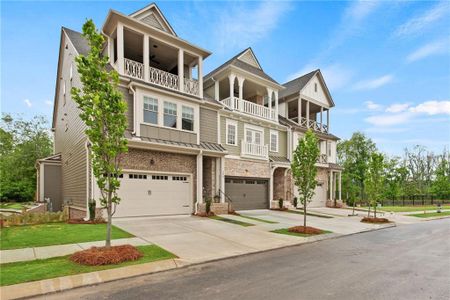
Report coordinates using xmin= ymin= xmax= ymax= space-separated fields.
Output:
xmin=39 ymin=163 xmax=45 ymax=202
xmin=237 ymin=48 xmax=262 ymax=70
xmin=217 ymin=113 xmax=221 ymax=144
xmin=269 ymin=130 xmax=279 ymax=153
xmin=196 ymin=151 xmax=203 ymax=210
xmin=244 ymin=123 xmax=265 ymax=145
xmin=129 ymin=3 xmax=177 ymax=36
xmin=225 ymin=119 xmax=238 ymax=146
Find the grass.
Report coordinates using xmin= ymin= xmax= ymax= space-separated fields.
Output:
xmin=409 ymin=211 xmax=450 ymax=218
xmin=0 ymin=223 xmax=133 ymax=250
xmin=238 ymin=215 xmax=278 ymax=224
xmin=0 ymin=202 xmax=30 ymax=210
xmin=285 ymin=210 xmax=334 ymax=219
xmin=271 ymin=228 xmax=332 ymax=237
xmin=369 ymin=205 xmax=450 ymax=213
xmin=209 ymin=216 xmax=254 ymax=227
xmin=0 ymin=245 xmax=176 ymax=286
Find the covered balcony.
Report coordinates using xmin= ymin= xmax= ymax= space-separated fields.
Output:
xmin=111 ymin=26 xmax=202 ymax=97
xmin=287 ymin=98 xmax=329 ymax=133
xmin=214 ymin=74 xmax=279 ymax=122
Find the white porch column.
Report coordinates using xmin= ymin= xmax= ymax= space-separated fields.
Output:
xmin=237 ymin=76 xmax=245 ymax=112
xmin=214 ymin=80 xmax=220 ymax=101
xmin=320 ymin=106 xmax=323 ymax=132
xmin=274 ymin=90 xmax=279 ymax=121
xmin=228 ymin=74 xmax=236 ymax=109
xmin=298 ymin=97 xmax=302 ymax=125
xmin=338 ymin=171 xmax=342 ymax=202
xmin=269 ymin=167 xmax=275 ymax=205
xmin=215 ymin=157 xmax=220 ymax=198
xmin=108 ymin=36 xmax=114 ymax=65
xmin=329 ymin=171 xmax=333 ymax=202
xmin=143 ymin=34 xmax=149 ymax=82
xmin=196 ymin=151 xmax=203 ymax=209
xmin=220 ymin=157 xmax=225 ymax=203
xmin=178 ymin=49 xmax=184 ymax=93
xmin=117 ymin=23 xmax=124 ymax=74
xmin=327 ymin=109 xmax=330 ymax=133
xmin=306 ymin=100 xmax=310 ymax=128
xmin=267 ymin=87 xmax=273 ymax=119
xmin=197 ymin=56 xmax=203 ymax=98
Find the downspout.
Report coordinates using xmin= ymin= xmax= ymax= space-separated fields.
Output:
xmin=128 ymin=82 xmax=137 ymax=136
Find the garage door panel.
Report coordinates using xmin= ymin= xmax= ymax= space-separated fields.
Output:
xmin=114 ymin=173 xmax=191 ymax=217
xmin=225 ymin=178 xmax=268 ymax=210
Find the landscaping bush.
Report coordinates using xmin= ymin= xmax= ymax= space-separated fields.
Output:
xmin=361 ymin=217 xmax=390 ymax=223
xmin=205 ymin=198 xmax=212 ymax=214
xmin=293 ymin=197 xmax=298 ymax=208
xmin=88 ymin=200 xmax=96 ymax=221
xmin=1 ymin=210 xmax=68 ymax=227
xmin=70 ymin=244 xmax=142 ymax=266
xmin=288 ymin=226 xmax=325 ymax=235
xmin=278 ymin=198 xmax=284 ymax=209
xmin=67 ymin=217 xmax=106 ymax=224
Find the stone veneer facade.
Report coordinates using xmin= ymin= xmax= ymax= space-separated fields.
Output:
xmin=225 ymin=158 xmax=270 ymax=178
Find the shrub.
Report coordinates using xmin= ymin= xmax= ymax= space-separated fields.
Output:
xmin=205 ymin=198 xmax=212 ymax=214
xmin=88 ymin=200 xmax=96 ymax=221
xmin=278 ymin=198 xmax=284 ymax=209
xmin=70 ymin=245 xmax=142 ymax=266
xmin=2 ymin=210 xmax=69 ymax=227
xmin=293 ymin=197 xmax=298 ymax=208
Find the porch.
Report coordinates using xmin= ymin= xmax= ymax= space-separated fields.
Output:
xmin=287 ymin=98 xmax=329 ymax=133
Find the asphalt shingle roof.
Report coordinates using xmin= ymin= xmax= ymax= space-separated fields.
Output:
xmin=63 ymin=27 xmax=90 ymax=56
xmin=279 ymin=69 xmax=318 ymax=101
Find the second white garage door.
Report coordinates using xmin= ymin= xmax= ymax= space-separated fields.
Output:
xmin=114 ymin=172 xmax=192 ymax=218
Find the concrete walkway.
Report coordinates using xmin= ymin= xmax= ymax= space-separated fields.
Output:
xmin=0 ymin=237 xmax=149 ymax=264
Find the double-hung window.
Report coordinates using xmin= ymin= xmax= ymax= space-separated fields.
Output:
xmin=143 ymin=97 xmax=158 ymax=125
xmin=226 ymin=120 xmax=237 ymax=146
xmin=182 ymin=106 xmax=194 ymax=131
xmin=245 ymin=128 xmax=262 ymax=145
xmin=270 ymin=130 xmax=278 ymax=152
xmin=164 ymin=101 xmax=177 ymax=128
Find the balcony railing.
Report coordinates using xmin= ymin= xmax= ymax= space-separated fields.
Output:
xmin=123 ymin=58 xmax=200 ymax=97
xmin=317 ymin=154 xmax=328 ymax=164
xmin=221 ymin=97 xmax=277 ymax=122
xmin=241 ymin=140 xmax=269 ymax=158
xmin=289 ymin=116 xmax=329 ymax=133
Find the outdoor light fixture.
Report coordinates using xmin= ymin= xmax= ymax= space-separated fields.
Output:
xmin=150 ymin=159 xmax=155 ymax=165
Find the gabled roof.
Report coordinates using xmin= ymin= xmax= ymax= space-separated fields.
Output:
xmin=204 ymin=47 xmax=279 ymax=85
xmin=62 ymin=27 xmax=90 ymax=56
xmin=279 ymin=69 xmax=335 ymax=106
xmin=129 ymin=3 xmax=177 ymax=36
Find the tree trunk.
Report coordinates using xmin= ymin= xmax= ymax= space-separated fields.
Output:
xmin=303 ymin=204 xmax=307 ymax=228
xmin=374 ymin=204 xmax=377 ymax=219
xmin=367 ymin=205 xmax=371 ymax=217
xmin=105 ymin=191 xmax=112 ymax=247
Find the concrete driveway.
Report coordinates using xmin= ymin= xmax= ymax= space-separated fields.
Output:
xmin=113 ymin=209 xmax=393 ymax=264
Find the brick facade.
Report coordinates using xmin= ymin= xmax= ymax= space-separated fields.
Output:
xmin=225 ymin=158 xmax=270 ymax=178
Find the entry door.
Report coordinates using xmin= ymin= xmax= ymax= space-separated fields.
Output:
xmin=245 ymin=129 xmax=262 ymax=145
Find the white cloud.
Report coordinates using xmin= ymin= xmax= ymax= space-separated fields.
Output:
xmin=365 ymin=112 xmax=413 ymax=127
xmin=394 ymin=1 xmax=449 ymax=37
xmin=345 ymin=0 xmax=382 ymax=22
xmin=386 ymin=103 xmax=410 ymax=113
xmin=407 ymin=39 xmax=448 ymax=62
xmin=409 ymin=100 xmax=450 ymax=115
xmin=353 ymin=74 xmax=394 ymax=90
xmin=214 ymin=1 xmax=291 ymax=52
xmin=45 ymin=100 xmax=53 ymax=106
xmin=24 ymin=99 xmax=32 ymax=108
xmin=365 ymin=101 xmax=382 ymax=111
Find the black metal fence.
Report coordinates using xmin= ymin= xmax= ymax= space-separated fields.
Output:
xmin=358 ymin=195 xmax=450 ymax=206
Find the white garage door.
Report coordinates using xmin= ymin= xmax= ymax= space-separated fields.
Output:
xmin=114 ymin=172 xmax=192 ymax=218
xmin=310 ymin=181 xmax=327 ymax=208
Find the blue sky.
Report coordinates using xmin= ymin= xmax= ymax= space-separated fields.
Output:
xmin=2 ymin=0 xmax=449 ymax=155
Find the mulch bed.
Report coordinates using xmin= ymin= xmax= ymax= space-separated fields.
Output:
xmin=288 ymin=226 xmax=325 ymax=235
xmin=361 ymin=217 xmax=390 ymax=224
xmin=67 ymin=218 xmax=106 ymax=224
xmin=194 ymin=212 xmax=215 ymax=217
xmin=70 ymin=244 xmax=143 ymax=266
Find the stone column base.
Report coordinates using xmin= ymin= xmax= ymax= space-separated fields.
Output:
xmin=197 ymin=203 xmax=230 ymax=215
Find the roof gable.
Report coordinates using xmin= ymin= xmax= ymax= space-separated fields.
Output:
xmin=129 ymin=3 xmax=177 ymax=36
xmin=301 ymin=70 xmax=334 ymax=107
xmin=237 ymin=48 xmax=262 ymax=70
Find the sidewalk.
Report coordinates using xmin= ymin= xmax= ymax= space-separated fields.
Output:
xmin=0 ymin=237 xmax=149 ymax=264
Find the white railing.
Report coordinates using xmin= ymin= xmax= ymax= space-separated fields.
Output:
xmin=317 ymin=154 xmax=328 ymax=164
xmin=220 ymin=97 xmax=277 ymax=122
xmin=291 ymin=117 xmax=328 ymax=133
xmin=149 ymin=66 xmax=179 ymax=91
xmin=124 ymin=58 xmax=144 ymax=80
xmin=241 ymin=140 xmax=269 ymax=158
xmin=184 ymin=78 xmax=199 ymax=96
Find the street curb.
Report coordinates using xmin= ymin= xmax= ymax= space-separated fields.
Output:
xmin=0 ymin=223 xmax=396 ymax=300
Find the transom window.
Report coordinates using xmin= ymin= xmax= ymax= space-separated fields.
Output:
xmin=270 ymin=130 xmax=278 ymax=152
xmin=143 ymin=97 xmax=158 ymax=125
xmin=164 ymin=101 xmax=177 ymax=128
xmin=226 ymin=120 xmax=237 ymax=146
xmin=182 ymin=106 xmax=194 ymax=131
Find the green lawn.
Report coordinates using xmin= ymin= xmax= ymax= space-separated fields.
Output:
xmin=0 ymin=223 xmax=133 ymax=250
xmin=238 ymin=215 xmax=278 ymax=224
xmin=374 ymin=205 xmax=450 ymax=213
xmin=0 ymin=245 xmax=176 ymax=286
xmin=286 ymin=210 xmax=334 ymax=219
xmin=409 ymin=211 xmax=450 ymax=218
xmin=209 ymin=216 xmax=254 ymax=227
xmin=271 ymin=228 xmax=332 ymax=237
xmin=0 ymin=202 xmax=30 ymax=210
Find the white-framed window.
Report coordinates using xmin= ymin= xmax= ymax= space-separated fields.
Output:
xmin=270 ymin=130 xmax=279 ymax=152
xmin=245 ymin=128 xmax=262 ymax=145
xmin=327 ymin=141 xmax=332 ymax=157
xmin=226 ymin=119 xmax=237 ymax=146
xmin=143 ymin=96 xmax=158 ymax=125
xmin=163 ymin=101 xmax=177 ymax=128
xmin=182 ymin=106 xmax=194 ymax=131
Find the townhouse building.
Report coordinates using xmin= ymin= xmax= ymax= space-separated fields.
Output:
xmin=36 ymin=3 xmax=342 ymax=219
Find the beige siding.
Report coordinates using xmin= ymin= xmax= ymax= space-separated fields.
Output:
xmin=119 ymin=86 xmax=134 ymax=131
xmin=54 ymin=33 xmax=87 ymax=209
xmin=200 ymin=108 xmax=218 ymax=143
xmin=302 ymin=74 xmax=330 ymax=107
xmin=267 ymin=130 xmax=287 ymax=157
xmin=140 ymin=124 xmax=197 ymax=143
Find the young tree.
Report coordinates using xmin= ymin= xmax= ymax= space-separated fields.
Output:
xmin=431 ymin=152 xmax=450 ymax=199
xmin=72 ymin=20 xmax=128 ymax=247
xmin=365 ymin=152 xmax=384 ymax=218
xmin=291 ymin=129 xmax=320 ymax=228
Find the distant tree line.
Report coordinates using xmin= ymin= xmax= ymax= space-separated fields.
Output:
xmin=338 ymin=132 xmax=450 ymax=206
xmin=0 ymin=114 xmax=53 ymax=202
